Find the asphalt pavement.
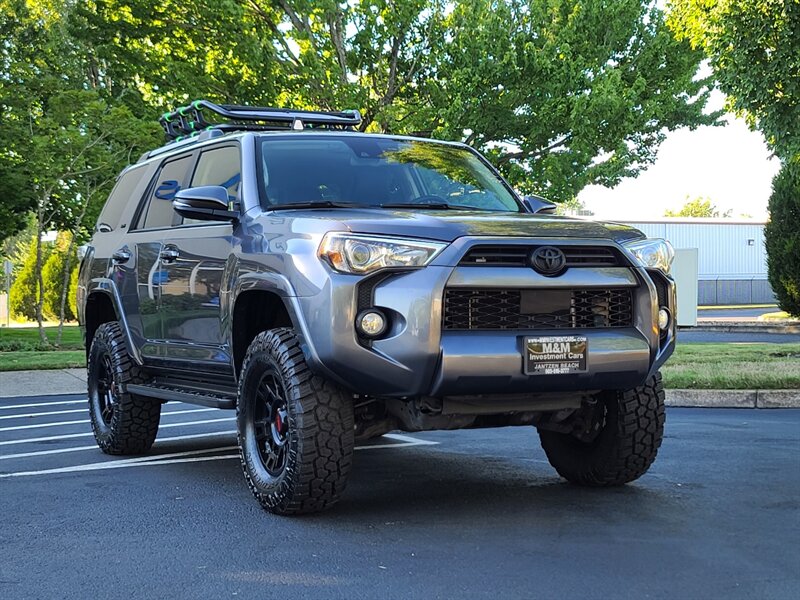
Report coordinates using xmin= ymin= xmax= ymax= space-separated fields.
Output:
xmin=1 ymin=393 xmax=798 ymax=599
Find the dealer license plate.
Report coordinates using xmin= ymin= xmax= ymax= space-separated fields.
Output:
xmin=524 ymin=335 xmax=588 ymax=375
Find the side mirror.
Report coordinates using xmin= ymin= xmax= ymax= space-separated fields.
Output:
xmin=522 ymin=194 xmax=557 ymax=215
xmin=173 ymin=186 xmax=239 ymax=222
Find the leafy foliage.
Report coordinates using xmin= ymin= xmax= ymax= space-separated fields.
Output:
xmin=668 ymin=0 xmax=800 ymax=161
xmin=665 ymin=196 xmax=731 ymax=217
xmin=435 ymin=0 xmax=720 ymax=200
xmin=41 ymin=232 xmax=77 ymax=321
xmin=9 ymin=234 xmax=49 ymax=321
xmin=68 ymin=263 xmax=79 ymax=320
xmin=668 ymin=1 xmax=799 ymax=315
xmin=60 ymin=0 xmax=718 ymax=203
xmin=764 ymin=160 xmax=800 ymax=317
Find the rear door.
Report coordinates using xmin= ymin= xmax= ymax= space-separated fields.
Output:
xmin=158 ymin=144 xmax=239 ymax=375
xmin=121 ymin=153 xmax=195 ymax=361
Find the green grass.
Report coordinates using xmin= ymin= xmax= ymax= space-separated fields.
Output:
xmin=758 ymin=311 xmax=797 ymax=321
xmin=0 ymin=325 xmax=84 ymax=351
xmin=0 ymin=328 xmax=797 ymax=390
xmin=663 ymin=343 xmax=800 ymax=390
xmin=0 ymin=350 xmax=85 ymax=371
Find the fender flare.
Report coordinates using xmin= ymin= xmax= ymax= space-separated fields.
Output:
xmin=85 ymin=278 xmax=143 ymax=365
xmin=228 ymin=272 xmax=331 ymax=380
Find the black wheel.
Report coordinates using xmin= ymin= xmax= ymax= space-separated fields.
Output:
xmin=538 ymin=372 xmax=666 ymax=486
xmin=237 ymin=328 xmax=354 ymax=515
xmin=87 ymin=322 xmax=161 ymax=455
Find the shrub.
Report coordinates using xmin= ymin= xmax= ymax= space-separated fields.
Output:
xmin=41 ymin=232 xmax=77 ymax=321
xmin=765 ymin=160 xmax=800 ymax=318
xmin=8 ymin=234 xmax=50 ymax=321
xmin=68 ymin=262 xmax=79 ymax=319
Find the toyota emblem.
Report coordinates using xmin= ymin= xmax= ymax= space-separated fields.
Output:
xmin=530 ymin=246 xmax=567 ymax=276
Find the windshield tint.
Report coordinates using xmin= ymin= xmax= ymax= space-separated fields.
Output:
xmin=257 ymin=136 xmax=521 ymax=212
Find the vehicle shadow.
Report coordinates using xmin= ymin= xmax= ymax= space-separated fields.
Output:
xmin=322 ymin=443 xmax=684 ymax=526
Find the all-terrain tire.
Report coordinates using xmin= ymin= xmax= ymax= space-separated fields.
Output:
xmin=538 ymin=372 xmax=666 ymax=486
xmin=237 ymin=328 xmax=354 ymax=516
xmin=87 ymin=322 xmax=161 ymax=455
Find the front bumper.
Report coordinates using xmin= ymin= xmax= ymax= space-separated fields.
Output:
xmin=294 ymin=237 xmax=676 ymax=398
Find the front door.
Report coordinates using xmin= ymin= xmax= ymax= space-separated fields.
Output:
xmin=158 ymin=144 xmax=240 ymax=375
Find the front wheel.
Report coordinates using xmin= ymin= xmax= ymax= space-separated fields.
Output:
xmin=538 ymin=372 xmax=666 ymax=486
xmin=236 ymin=329 xmax=354 ymax=515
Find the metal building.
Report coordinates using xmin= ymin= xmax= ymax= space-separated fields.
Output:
xmin=620 ymin=218 xmax=774 ymax=305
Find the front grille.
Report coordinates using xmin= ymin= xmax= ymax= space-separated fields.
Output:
xmin=443 ymin=288 xmax=633 ymax=330
xmin=459 ymin=245 xmax=623 ymax=268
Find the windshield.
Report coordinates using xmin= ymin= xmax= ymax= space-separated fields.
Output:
xmin=257 ymin=135 xmax=521 ymax=212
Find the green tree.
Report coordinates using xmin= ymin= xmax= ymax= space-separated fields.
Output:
xmin=69 ymin=0 xmax=279 ymax=109
xmin=41 ymin=232 xmax=76 ymax=323
xmin=668 ymin=0 xmax=800 ymax=160
xmin=0 ymin=1 xmax=53 ymax=242
xmin=68 ymin=262 xmax=79 ymax=321
xmin=669 ymin=1 xmax=800 ymax=315
xmin=67 ymin=0 xmax=717 ymax=205
xmin=764 ymin=160 xmax=800 ymax=317
xmin=665 ymin=196 xmax=732 ymax=217
xmin=2 ymin=0 xmax=160 ymax=341
xmin=434 ymin=0 xmax=720 ymax=201
xmin=8 ymin=234 xmax=50 ymax=322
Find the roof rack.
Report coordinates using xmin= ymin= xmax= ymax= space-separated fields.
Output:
xmin=159 ymin=100 xmax=362 ymax=142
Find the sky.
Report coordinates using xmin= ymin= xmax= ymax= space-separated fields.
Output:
xmin=578 ymin=92 xmax=781 ymax=221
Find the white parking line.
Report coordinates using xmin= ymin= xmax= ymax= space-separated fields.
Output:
xmin=0 ymin=432 xmax=437 ymax=461
xmin=0 ymin=407 xmax=219 ymax=432
xmin=0 ymin=404 xmax=218 ymax=421
xmin=0 ymin=399 xmax=85 ymax=410
xmin=0 ymin=417 xmax=236 ymax=446
xmin=0 ymin=446 xmax=238 ymax=478
xmin=369 ymin=433 xmax=439 ymax=448
xmin=0 ymin=430 xmax=236 ymax=461
xmin=0 ymin=408 xmax=87 ymax=420
xmin=0 ymin=434 xmax=439 ymax=478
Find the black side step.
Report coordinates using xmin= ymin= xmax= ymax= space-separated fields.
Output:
xmin=126 ymin=383 xmax=236 ymax=409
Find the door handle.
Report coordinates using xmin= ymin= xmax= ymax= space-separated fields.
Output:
xmin=160 ymin=246 xmax=180 ymax=263
xmin=111 ymin=248 xmax=131 ymax=264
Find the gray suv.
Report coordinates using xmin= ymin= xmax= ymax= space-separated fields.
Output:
xmin=78 ymin=101 xmax=675 ymax=515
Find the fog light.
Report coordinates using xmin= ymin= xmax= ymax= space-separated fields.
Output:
xmin=357 ymin=310 xmax=387 ymax=338
xmin=658 ymin=307 xmax=670 ymax=331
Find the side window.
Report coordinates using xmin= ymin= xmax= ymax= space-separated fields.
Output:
xmin=137 ymin=155 xmax=193 ymax=230
xmin=96 ymin=165 xmax=147 ymax=232
xmin=182 ymin=145 xmax=240 ymax=225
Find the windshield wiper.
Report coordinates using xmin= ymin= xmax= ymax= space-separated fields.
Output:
xmin=267 ymin=201 xmax=367 ymax=210
xmin=380 ymin=202 xmax=478 ymax=211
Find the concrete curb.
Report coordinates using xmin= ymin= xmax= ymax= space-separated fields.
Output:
xmin=666 ymin=389 xmax=800 ymax=408
xmin=684 ymin=322 xmax=800 ymax=334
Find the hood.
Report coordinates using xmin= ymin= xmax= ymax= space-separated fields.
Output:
xmin=287 ymin=208 xmax=645 ymax=243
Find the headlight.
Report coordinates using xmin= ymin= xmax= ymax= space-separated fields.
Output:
xmin=623 ymin=238 xmax=675 ymax=273
xmin=319 ymin=232 xmax=448 ymax=274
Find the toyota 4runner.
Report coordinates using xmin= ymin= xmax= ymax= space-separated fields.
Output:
xmin=78 ymin=101 xmax=675 ymax=515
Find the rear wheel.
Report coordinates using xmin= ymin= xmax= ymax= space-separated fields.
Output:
xmin=87 ymin=322 xmax=161 ymax=455
xmin=237 ymin=329 xmax=354 ymax=515
xmin=538 ymin=373 xmax=665 ymax=486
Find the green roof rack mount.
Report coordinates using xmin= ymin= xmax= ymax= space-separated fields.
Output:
xmin=158 ymin=100 xmax=362 ymax=141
